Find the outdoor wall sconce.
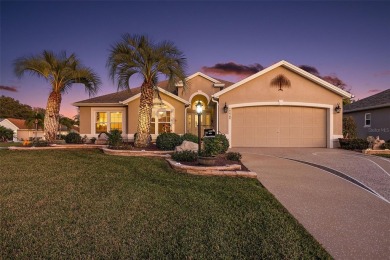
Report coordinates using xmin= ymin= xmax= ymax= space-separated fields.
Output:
xmin=335 ymin=103 xmax=341 ymax=113
xmin=223 ymin=102 xmax=228 ymax=113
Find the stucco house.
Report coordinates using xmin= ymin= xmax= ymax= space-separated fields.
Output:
xmin=74 ymin=60 xmax=351 ymax=148
xmin=344 ymin=89 xmax=390 ymax=141
xmin=0 ymin=118 xmax=43 ymax=141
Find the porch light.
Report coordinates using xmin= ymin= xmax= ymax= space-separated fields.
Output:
xmin=196 ymin=100 xmax=203 ymax=115
xmin=335 ymin=103 xmax=341 ymax=113
xmin=223 ymin=102 xmax=228 ymax=113
xmin=196 ymin=101 xmax=203 ymax=154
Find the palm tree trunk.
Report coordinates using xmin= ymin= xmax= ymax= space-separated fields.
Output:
xmin=134 ymin=82 xmax=154 ymax=148
xmin=44 ymin=91 xmax=61 ymax=143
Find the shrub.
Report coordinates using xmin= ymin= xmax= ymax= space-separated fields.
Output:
xmin=382 ymin=142 xmax=390 ymax=150
xmin=65 ymin=132 xmax=82 ymax=144
xmin=340 ymin=138 xmax=369 ymax=150
xmin=181 ymin=133 xmax=198 ymax=143
xmin=90 ymin=137 xmax=97 ymax=144
xmin=0 ymin=126 xmax=13 ymax=142
xmin=156 ymin=133 xmax=181 ymax=150
xmin=171 ymin=150 xmax=198 ymax=162
xmin=108 ymin=130 xmax=123 ymax=147
xmin=32 ymin=140 xmax=50 ymax=147
xmin=226 ymin=152 xmax=242 ymax=161
xmin=203 ymin=134 xmax=229 ymax=156
xmin=343 ymin=116 xmax=357 ymax=139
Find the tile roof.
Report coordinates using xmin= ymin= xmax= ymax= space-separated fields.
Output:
xmin=344 ymin=89 xmax=390 ymax=112
xmin=74 ymin=77 xmax=235 ymax=105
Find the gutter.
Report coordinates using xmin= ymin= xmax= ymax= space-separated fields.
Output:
xmin=211 ymin=96 xmax=219 ymax=133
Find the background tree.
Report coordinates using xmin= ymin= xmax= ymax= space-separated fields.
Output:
xmin=343 ymin=116 xmax=357 ymax=139
xmin=107 ymin=34 xmax=187 ymax=147
xmin=59 ymin=116 xmax=76 ymax=131
xmin=0 ymin=96 xmax=35 ymax=119
xmin=14 ymin=50 xmax=101 ymax=142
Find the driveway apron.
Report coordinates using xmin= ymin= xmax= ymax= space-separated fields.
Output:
xmin=232 ymin=148 xmax=390 ymax=260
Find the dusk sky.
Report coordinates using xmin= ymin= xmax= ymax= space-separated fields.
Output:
xmin=1 ymin=0 xmax=389 ymax=118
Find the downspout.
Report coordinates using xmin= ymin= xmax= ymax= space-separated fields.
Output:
xmin=184 ymin=103 xmax=190 ymax=133
xmin=211 ymin=96 xmax=219 ymax=133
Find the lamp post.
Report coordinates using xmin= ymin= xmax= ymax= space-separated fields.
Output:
xmin=196 ymin=101 xmax=203 ymax=155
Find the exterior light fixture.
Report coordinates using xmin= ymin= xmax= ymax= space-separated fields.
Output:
xmin=335 ymin=103 xmax=341 ymax=113
xmin=196 ymin=101 xmax=203 ymax=154
xmin=223 ymin=102 xmax=228 ymax=113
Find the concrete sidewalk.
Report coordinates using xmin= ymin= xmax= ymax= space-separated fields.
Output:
xmin=240 ymin=152 xmax=390 ymax=259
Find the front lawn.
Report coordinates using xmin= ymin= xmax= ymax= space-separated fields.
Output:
xmin=0 ymin=142 xmax=22 ymax=147
xmin=0 ymin=149 xmax=330 ymax=259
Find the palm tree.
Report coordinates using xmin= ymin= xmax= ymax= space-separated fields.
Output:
xmin=14 ymin=50 xmax=101 ymax=142
xmin=25 ymin=112 xmax=44 ymax=130
xmin=107 ymin=34 xmax=188 ymax=147
xmin=270 ymin=74 xmax=291 ymax=91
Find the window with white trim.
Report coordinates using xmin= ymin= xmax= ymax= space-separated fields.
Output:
xmin=365 ymin=113 xmax=371 ymax=127
xmin=95 ymin=111 xmax=123 ymax=133
xmin=151 ymin=110 xmax=171 ymax=134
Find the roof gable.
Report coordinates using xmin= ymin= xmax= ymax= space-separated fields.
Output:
xmin=176 ymin=72 xmax=226 ymax=87
xmin=344 ymin=89 xmax=390 ymax=112
xmin=213 ymin=60 xmax=352 ymax=99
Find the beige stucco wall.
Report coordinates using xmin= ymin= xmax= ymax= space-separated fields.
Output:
xmin=17 ymin=130 xmax=44 ymax=140
xmin=218 ymin=66 xmax=344 ymax=137
xmin=178 ymin=76 xmax=223 ymax=102
xmin=79 ymin=107 xmax=92 ymax=134
xmin=126 ymin=92 xmax=186 ymax=134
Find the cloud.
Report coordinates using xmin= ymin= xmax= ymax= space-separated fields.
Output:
xmin=202 ymin=62 xmax=263 ymax=77
xmin=374 ymin=71 xmax=390 ymax=77
xmin=368 ymin=89 xmax=382 ymax=93
xmin=299 ymin=65 xmax=320 ymax=77
xmin=0 ymin=85 xmax=18 ymax=92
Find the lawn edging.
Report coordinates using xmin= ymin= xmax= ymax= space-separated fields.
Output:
xmin=102 ymin=147 xmax=173 ymax=158
xmin=166 ymin=158 xmax=257 ymax=178
xmin=363 ymin=149 xmax=390 ymax=155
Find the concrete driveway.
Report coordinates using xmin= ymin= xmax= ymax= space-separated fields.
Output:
xmin=231 ymin=148 xmax=390 ymax=260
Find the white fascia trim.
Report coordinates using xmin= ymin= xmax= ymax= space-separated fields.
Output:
xmin=120 ymin=87 xmax=189 ymax=105
xmin=213 ymin=60 xmax=352 ymax=99
xmin=176 ymin=72 xmax=222 ymax=86
xmin=0 ymin=119 xmax=19 ymax=130
xmin=73 ymin=103 xmax=125 ymax=107
xmin=213 ymin=83 xmax=225 ymax=87
xmin=227 ymin=101 xmax=335 ymax=148
xmin=344 ymin=104 xmax=390 ymax=113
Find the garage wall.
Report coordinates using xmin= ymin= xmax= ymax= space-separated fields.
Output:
xmin=218 ymin=66 xmax=343 ymax=145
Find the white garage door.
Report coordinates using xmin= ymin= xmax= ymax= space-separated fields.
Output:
xmin=231 ymin=106 xmax=327 ymax=147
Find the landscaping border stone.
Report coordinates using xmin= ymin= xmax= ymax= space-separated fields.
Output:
xmin=363 ymin=149 xmax=390 ymax=155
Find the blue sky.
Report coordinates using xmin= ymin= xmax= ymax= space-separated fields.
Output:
xmin=1 ymin=0 xmax=389 ymax=117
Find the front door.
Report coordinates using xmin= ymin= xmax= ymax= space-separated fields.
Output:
xmin=187 ymin=111 xmax=212 ymax=136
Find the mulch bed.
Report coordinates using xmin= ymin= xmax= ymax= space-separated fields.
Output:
xmin=119 ymin=143 xmax=249 ymax=171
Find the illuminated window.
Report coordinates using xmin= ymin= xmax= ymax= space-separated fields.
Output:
xmin=110 ymin=112 xmax=122 ymax=131
xmin=96 ymin=112 xmax=107 ymax=133
xmin=158 ymin=111 xmax=171 ymax=133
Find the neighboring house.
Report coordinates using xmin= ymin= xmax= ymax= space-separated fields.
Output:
xmin=74 ymin=60 xmax=351 ymax=148
xmin=0 ymin=118 xmax=44 ymax=141
xmin=344 ymin=89 xmax=390 ymax=141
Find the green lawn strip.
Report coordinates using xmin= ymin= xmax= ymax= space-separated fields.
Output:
xmin=0 ymin=142 xmax=22 ymax=147
xmin=374 ymin=154 xmax=390 ymax=158
xmin=0 ymin=149 xmax=331 ymax=259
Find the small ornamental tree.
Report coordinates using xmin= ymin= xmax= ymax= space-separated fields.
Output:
xmin=343 ymin=116 xmax=357 ymax=139
xmin=0 ymin=126 xmax=14 ymax=141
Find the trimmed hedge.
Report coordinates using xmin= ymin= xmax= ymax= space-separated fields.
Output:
xmin=156 ymin=133 xmax=182 ymax=150
xmin=181 ymin=133 xmax=198 ymax=143
xmin=226 ymin=152 xmax=242 ymax=161
xmin=203 ymin=134 xmax=229 ymax=156
xmin=65 ymin=132 xmax=82 ymax=144
xmin=171 ymin=150 xmax=198 ymax=162
xmin=339 ymin=138 xmax=369 ymax=150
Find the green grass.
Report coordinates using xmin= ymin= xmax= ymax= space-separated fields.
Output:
xmin=375 ymin=154 xmax=390 ymax=158
xmin=0 ymin=149 xmax=331 ymax=259
xmin=0 ymin=142 xmax=22 ymax=147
